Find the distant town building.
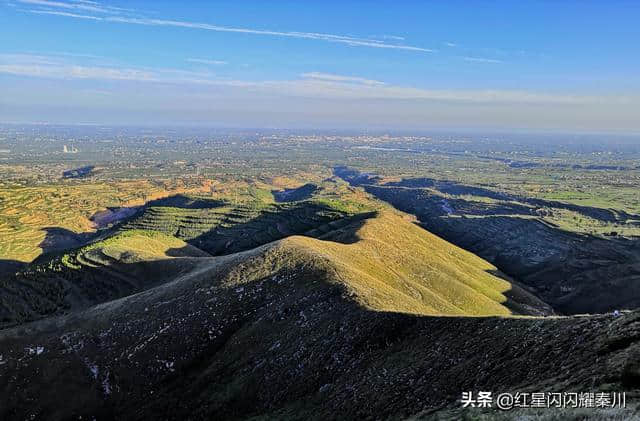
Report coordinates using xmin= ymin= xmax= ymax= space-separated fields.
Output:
xmin=63 ymin=145 xmax=79 ymax=153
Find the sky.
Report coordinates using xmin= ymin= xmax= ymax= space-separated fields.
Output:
xmin=1 ymin=0 xmax=639 ymax=132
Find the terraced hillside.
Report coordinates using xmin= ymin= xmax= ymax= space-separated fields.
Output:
xmin=0 ymin=230 xmax=211 ymax=328
xmin=0 ymin=181 xmax=211 ymax=265
xmin=0 ymin=189 xmax=368 ymax=328
xmin=335 ymin=167 xmax=640 ymax=315
xmin=0 ymin=203 xmax=548 ymax=329
xmin=1 ymin=210 xmax=638 ymax=420
xmin=121 ymin=195 xmax=368 ymax=255
xmin=0 ymin=187 xmax=373 ymax=328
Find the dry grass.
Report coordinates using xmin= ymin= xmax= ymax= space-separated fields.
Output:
xmin=250 ymin=210 xmax=549 ymax=316
xmin=0 ymin=180 xmax=212 ymax=262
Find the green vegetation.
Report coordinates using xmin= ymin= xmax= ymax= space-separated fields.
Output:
xmin=311 ymin=197 xmax=371 ymax=214
xmin=0 ymin=180 xmax=211 ymax=263
xmin=1 ymin=203 xmax=636 ymax=420
xmin=274 ymin=210 xmax=549 ymax=316
xmin=2 ymin=128 xmax=640 ymax=419
xmin=248 ymin=186 xmax=275 ymax=203
xmin=542 ymin=187 xmax=640 ymax=216
xmin=121 ymin=193 xmax=372 ymax=256
xmin=0 ymin=186 xmax=550 ymax=328
xmin=60 ymin=229 xmax=210 ymax=270
xmin=336 ymin=168 xmax=640 ymax=314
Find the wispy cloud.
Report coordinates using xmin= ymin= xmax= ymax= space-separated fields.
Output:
xmin=462 ymin=56 xmax=503 ymax=64
xmin=17 ymin=0 xmax=130 ymax=14
xmin=187 ymin=58 xmax=228 ymax=66
xmin=22 ymin=1 xmax=435 ymax=53
xmin=1 ymin=54 xmax=631 ymax=106
xmin=27 ymin=9 xmax=103 ymax=19
xmin=301 ymin=72 xmax=385 ymax=86
xmin=0 ymin=53 xmax=215 ymax=83
xmin=0 ymin=63 xmax=156 ymax=81
xmin=374 ymin=35 xmax=405 ymax=41
xmin=444 ymin=42 xmax=457 ymax=47
xmin=275 ymin=79 xmax=619 ymax=105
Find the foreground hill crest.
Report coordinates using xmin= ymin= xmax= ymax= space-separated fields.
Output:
xmin=273 ymin=210 xmax=551 ymax=316
xmin=1 ymin=206 xmax=636 ymax=421
xmin=0 ymin=204 xmax=551 ymax=328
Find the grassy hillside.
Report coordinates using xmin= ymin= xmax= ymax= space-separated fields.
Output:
xmin=0 ymin=188 xmax=376 ymax=328
xmin=0 ymin=209 xmax=636 ymax=420
xmin=121 ymin=197 xmax=368 ymax=256
xmin=0 ymin=201 xmax=550 ymax=329
xmin=86 ymin=229 xmax=210 ymax=260
xmin=336 ymin=167 xmax=640 ymax=315
xmin=0 ymin=181 xmax=212 ymax=263
xmin=280 ymin=210 xmax=549 ymax=316
xmin=0 ymin=230 xmax=212 ymax=328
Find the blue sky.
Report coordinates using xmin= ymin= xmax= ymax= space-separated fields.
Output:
xmin=1 ymin=0 xmax=639 ymax=131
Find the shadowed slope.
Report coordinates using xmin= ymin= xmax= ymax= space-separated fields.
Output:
xmin=273 ymin=183 xmax=319 ymax=202
xmin=335 ymin=167 xmax=640 ymax=315
xmin=0 ymin=213 xmax=636 ymax=420
xmin=121 ymin=198 xmax=358 ymax=256
xmin=0 ymin=230 xmax=211 ymax=328
xmin=0 ymin=208 xmax=549 ymax=329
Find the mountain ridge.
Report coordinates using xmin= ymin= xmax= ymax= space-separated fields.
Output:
xmin=0 ymin=218 xmax=636 ymax=419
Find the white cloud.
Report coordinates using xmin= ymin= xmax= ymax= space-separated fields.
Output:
xmin=0 ymin=53 xmax=216 ymax=82
xmin=1 ymin=54 xmax=632 ymax=106
xmin=463 ymin=56 xmax=503 ymax=64
xmin=27 ymin=9 xmax=103 ymax=19
xmin=105 ymin=16 xmax=436 ymax=52
xmin=445 ymin=42 xmax=457 ymax=47
xmin=301 ymin=72 xmax=385 ymax=86
xmin=375 ymin=35 xmax=405 ymax=41
xmin=23 ymin=7 xmax=435 ymax=52
xmin=0 ymin=63 xmax=155 ymax=80
xmin=187 ymin=58 xmax=228 ymax=66
xmin=17 ymin=0 xmax=129 ymax=14
xmin=261 ymin=79 xmax=621 ymax=105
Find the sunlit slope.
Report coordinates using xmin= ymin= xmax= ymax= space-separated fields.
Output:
xmin=0 ymin=209 xmax=550 ymax=329
xmin=77 ymin=229 xmax=211 ymax=261
xmin=0 ymin=182 xmax=212 ymax=263
xmin=2 ymin=212 xmax=619 ymax=421
xmin=273 ymin=210 xmax=550 ymax=316
xmin=121 ymin=198 xmax=365 ymax=256
xmin=0 ymin=230 xmax=213 ymax=327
